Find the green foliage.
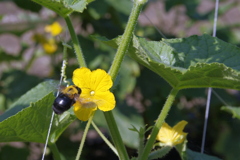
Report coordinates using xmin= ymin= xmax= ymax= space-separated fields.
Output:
xmin=221 ymin=106 xmax=240 ymax=119
xmin=13 ymin=0 xmax=42 ymax=12
xmin=185 ymin=149 xmax=221 ymax=160
xmin=0 ymin=92 xmax=76 ymax=143
xmin=0 ymin=70 xmax=42 ymax=112
xmin=97 ymin=34 xmax=240 ymax=90
xmin=148 ymin=146 xmax=172 ymax=160
xmin=0 ymin=80 xmax=56 ymax=121
xmin=1 ymin=0 xmax=240 ymax=159
xmin=31 ymin=0 xmax=94 ymax=17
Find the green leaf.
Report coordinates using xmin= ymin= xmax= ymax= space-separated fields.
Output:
xmin=96 ymin=34 xmax=240 ymax=90
xmin=31 ymin=0 xmax=94 ymax=17
xmin=117 ymin=57 xmax=140 ymax=99
xmin=148 ymin=146 xmax=172 ymax=160
xmin=221 ymin=106 xmax=240 ymax=119
xmin=105 ymin=0 xmax=132 ymax=15
xmin=13 ymin=0 xmax=42 ymax=12
xmin=0 ymin=93 xmax=76 ymax=143
xmin=185 ymin=149 xmax=221 ymax=160
xmin=0 ymin=80 xmax=58 ymax=122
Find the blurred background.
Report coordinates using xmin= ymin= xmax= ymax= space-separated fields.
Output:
xmin=1 ymin=0 xmax=240 ymax=159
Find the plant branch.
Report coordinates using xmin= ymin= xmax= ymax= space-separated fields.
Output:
xmin=138 ymin=88 xmax=179 ymax=160
xmin=64 ymin=16 xmax=86 ymax=67
xmin=75 ymin=115 xmax=94 ymax=160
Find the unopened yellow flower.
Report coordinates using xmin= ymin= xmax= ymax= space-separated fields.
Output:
xmin=72 ymin=67 xmax=116 ymax=121
xmin=156 ymin=120 xmax=188 ymax=147
xmin=42 ymin=38 xmax=57 ymax=54
xmin=45 ymin=22 xmax=62 ymax=36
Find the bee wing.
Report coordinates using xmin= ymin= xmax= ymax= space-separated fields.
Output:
xmin=74 ymin=96 xmax=104 ymax=108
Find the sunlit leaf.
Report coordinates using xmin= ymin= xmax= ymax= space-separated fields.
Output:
xmin=221 ymin=106 xmax=240 ymax=119
xmin=0 ymin=80 xmax=58 ymax=122
xmin=31 ymin=0 xmax=94 ymax=17
xmin=96 ymin=34 xmax=240 ymax=90
xmin=0 ymin=93 xmax=76 ymax=143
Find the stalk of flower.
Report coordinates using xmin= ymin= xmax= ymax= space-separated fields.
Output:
xmin=72 ymin=67 xmax=116 ymax=121
xmin=155 ymin=120 xmax=188 ymax=147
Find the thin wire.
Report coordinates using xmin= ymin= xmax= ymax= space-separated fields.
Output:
xmin=142 ymin=13 xmax=167 ymax=39
xmin=41 ymin=41 xmax=69 ymax=159
xmin=212 ymin=0 xmax=219 ymax=38
xmin=201 ymin=88 xmax=212 ymax=153
xmin=212 ymin=89 xmax=229 ymax=106
xmin=201 ymin=0 xmax=219 ymax=154
xmin=41 ymin=112 xmax=55 ymax=160
xmin=41 ymin=75 xmax=63 ymax=160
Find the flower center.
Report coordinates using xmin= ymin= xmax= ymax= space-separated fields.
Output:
xmin=90 ymin=90 xmax=95 ymax=96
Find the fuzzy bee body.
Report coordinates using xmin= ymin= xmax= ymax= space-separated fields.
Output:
xmin=52 ymin=85 xmax=81 ymax=114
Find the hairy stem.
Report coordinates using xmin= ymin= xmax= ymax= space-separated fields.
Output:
xmin=139 ymin=88 xmax=179 ymax=160
xmin=104 ymin=1 xmax=147 ymax=160
xmin=65 ymin=16 xmax=86 ymax=67
xmin=49 ymin=143 xmax=62 ymax=160
xmin=75 ymin=115 xmax=93 ymax=160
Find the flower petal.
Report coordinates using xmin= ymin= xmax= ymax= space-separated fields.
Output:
xmin=156 ymin=121 xmax=188 ymax=146
xmin=157 ymin=122 xmax=173 ymax=144
xmin=73 ymin=101 xmax=97 ymax=121
xmin=172 ymin=120 xmax=188 ymax=145
xmin=73 ymin=67 xmax=92 ymax=89
xmin=95 ymin=91 xmax=115 ymax=111
xmin=173 ymin=120 xmax=188 ymax=132
xmin=91 ymin=69 xmax=113 ymax=91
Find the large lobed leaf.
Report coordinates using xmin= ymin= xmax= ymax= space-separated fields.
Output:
xmin=0 ymin=81 xmax=76 ymax=143
xmin=31 ymin=0 xmax=94 ymax=17
xmin=0 ymin=93 xmax=76 ymax=143
xmin=0 ymin=80 xmax=58 ymax=122
xmin=96 ymin=34 xmax=240 ymax=90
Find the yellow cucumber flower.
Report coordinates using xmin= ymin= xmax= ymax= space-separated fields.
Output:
xmin=72 ymin=67 xmax=116 ymax=121
xmin=42 ymin=38 xmax=57 ymax=54
xmin=45 ymin=22 xmax=62 ymax=36
xmin=156 ymin=120 xmax=188 ymax=147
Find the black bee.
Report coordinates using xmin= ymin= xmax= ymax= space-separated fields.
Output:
xmin=52 ymin=85 xmax=81 ymax=114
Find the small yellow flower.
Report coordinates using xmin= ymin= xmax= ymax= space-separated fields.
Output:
xmin=72 ymin=67 xmax=116 ymax=121
xmin=42 ymin=38 xmax=57 ymax=54
xmin=156 ymin=120 xmax=188 ymax=147
xmin=45 ymin=22 xmax=62 ymax=36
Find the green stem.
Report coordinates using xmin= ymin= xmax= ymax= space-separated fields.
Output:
xmin=104 ymin=111 xmax=129 ymax=160
xmin=64 ymin=16 xmax=86 ymax=67
xmin=138 ymin=88 xmax=179 ymax=160
xmin=91 ymin=121 xmax=118 ymax=156
xmin=104 ymin=1 xmax=147 ymax=160
xmin=75 ymin=115 xmax=94 ymax=160
xmin=49 ymin=143 xmax=62 ymax=160
xmin=108 ymin=0 xmax=147 ymax=81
